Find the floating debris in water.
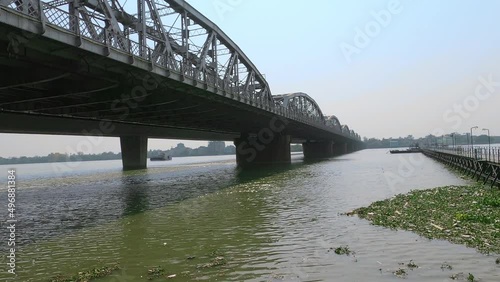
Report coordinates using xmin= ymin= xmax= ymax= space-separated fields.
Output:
xmin=393 ymin=268 xmax=407 ymax=278
xmin=330 ymin=245 xmax=353 ymax=256
xmin=49 ymin=263 xmax=120 ymax=282
xmin=198 ymin=256 xmax=227 ymax=269
xmin=450 ymin=272 xmax=477 ymax=281
xmin=147 ymin=266 xmax=165 ymax=280
xmin=196 ymin=249 xmax=228 ymax=269
xmin=406 ymin=260 xmax=418 ymax=269
xmin=450 ymin=272 xmax=465 ymax=280
xmin=441 ymin=262 xmax=453 ymax=270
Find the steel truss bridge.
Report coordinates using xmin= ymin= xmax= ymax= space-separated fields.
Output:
xmin=0 ymin=0 xmax=364 ymax=168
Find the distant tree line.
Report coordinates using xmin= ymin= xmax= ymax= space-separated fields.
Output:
xmin=0 ymin=141 xmax=235 ymax=165
xmin=363 ymin=134 xmax=500 ymax=149
xmin=0 ymin=152 xmax=122 ymax=165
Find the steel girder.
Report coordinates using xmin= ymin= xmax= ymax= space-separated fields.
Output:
xmin=0 ymin=0 xmax=363 ymax=142
xmin=273 ymin=92 xmax=360 ymax=140
xmin=273 ymin=92 xmax=324 ymax=122
xmin=324 ymin=115 xmax=342 ymax=132
xmin=1 ymin=0 xmax=272 ymax=102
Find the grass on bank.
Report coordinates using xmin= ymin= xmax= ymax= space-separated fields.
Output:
xmin=351 ymin=184 xmax=500 ymax=254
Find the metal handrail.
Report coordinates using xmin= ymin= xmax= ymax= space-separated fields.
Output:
xmin=426 ymin=146 xmax=500 ymax=164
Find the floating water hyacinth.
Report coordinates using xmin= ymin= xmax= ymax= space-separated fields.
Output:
xmin=147 ymin=266 xmax=166 ymax=280
xmin=331 ymin=245 xmax=353 ymax=256
xmin=351 ymin=184 xmax=500 ymax=254
xmin=49 ymin=263 xmax=120 ymax=282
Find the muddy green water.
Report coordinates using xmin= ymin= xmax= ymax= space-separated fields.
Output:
xmin=0 ymin=150 xmax=498 ymax=281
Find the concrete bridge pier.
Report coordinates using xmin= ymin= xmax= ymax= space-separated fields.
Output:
xmin=120 ymin=136 xmax=148 ymax=170
xmin=333 ymin=142 xmax=348 ymax=155
xmin=234 ymin=134 xmax=291 ymax=167
xmin=302 ymin=141 xmax=334 ymax=159
xmin=347 ymin=143 xmax=355 ymax=153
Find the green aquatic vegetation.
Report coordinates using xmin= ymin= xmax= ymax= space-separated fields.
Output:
xmin=441 ymin=262 xmax=453 ymax=270
xmin=147 ymin=266 xmax=165 ymax=280
xmin=450 ymin=272 xmax=465 ymax=280
xmin=406 ymin=260 xmax=418 ymax=269
xmin=353 ymin=184 xmax=500 ymax=254
xmin=482 ymin=197 xmax=500 ymax=207
xmin=197 ymin=249 xmax=228 ymax=269
xmin=49 ymin=264 xmax=120 ymax=282
xmin=467 ymin=273 xmax=475 ymax=282
xmin=209 ymin=249 xmax=225 ymax=258
xmin=332 ymin=246 xmax=353 ymax=256
xmin=198 ymin=256 xmax=227 ymax=268
xmin=393 ymin=268 xmax=407 ymax=278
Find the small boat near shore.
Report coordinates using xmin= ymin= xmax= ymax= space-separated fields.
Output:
xmin=150 ymin=152 xmax=172 ymax=161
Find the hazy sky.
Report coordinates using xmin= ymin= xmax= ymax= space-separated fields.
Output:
xmin=1 ymin=0 xmax=500 ymax=157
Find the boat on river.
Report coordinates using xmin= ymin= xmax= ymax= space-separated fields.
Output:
xmin=390 ymin=146 xmax=422 ymax=154
xmin=150 ymin=152 xmax=172 ymax=161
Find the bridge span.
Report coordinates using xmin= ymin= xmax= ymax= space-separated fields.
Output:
xmin=0 ymin=0 xmax=364 ymax=169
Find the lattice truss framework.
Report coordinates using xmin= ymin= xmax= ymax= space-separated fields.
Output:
xmin=0 ymin=0 xmax=362 ymax=140
xmin=2 ymin=0 xmax=272 ymax=102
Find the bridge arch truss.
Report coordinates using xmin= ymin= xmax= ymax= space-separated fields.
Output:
xmin=0 ymin=0 xmax=362 ymax=142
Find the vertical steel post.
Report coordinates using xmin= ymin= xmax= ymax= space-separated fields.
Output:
xmin=138 ymin=0 xmax=146 ymax=58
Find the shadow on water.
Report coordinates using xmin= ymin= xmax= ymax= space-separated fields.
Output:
xmin=3 ymin=157 xmax=316 ymax=251
xmin=234 ymin=161 xmax=308 ymax=182
xmin=119 ymin=164 xmax=303 ymax=217
xmin=121 ymin=176 xmax=150 ymax=216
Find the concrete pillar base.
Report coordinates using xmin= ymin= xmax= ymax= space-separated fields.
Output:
xmin=234 ymin=134 xmax=291 ymax=167
xmin=120 ymin=136 xmax=148 ymax=170
xmin=333 ymin=142 xmax=348 ymax=156
xmin=302 ymin=141 xmax=334 ymax=159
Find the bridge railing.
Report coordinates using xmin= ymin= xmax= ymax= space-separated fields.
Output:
xmin=1 ymin=0 xmax=363 ymax=142
xmin=426 ymin=146 xmax=500 ymax=164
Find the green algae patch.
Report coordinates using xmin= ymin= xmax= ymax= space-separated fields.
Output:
xmin=147 ymin=266 xmax=166 ymax=280
xmin=332 ymin=246 xmax=353 ymax=256
xmin=49 ymin=263 xmax=120 ymax=282
xmin=353 ymin=185 xmax=500 ymax=254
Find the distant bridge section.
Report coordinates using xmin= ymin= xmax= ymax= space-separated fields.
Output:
xmin=0 ymin=0 xmax=364 ymax=169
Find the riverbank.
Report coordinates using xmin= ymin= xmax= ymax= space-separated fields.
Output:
xmin=351 ymin=184 xmax=500 ymax=255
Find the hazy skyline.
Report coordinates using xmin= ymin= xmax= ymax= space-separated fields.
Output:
xmin=1 ymin=0 xmax=500 ymax=157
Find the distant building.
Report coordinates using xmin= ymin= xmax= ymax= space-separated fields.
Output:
xmin=207 ymin=141 xmax=225 ymax=155
xmin=389 ymin=140 xmax=399 ymax=148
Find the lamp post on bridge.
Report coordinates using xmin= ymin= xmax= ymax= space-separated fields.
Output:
xmin=448 ymin=133 xmax=456 ymax=151
xmin=470 ymin=126 xmax=478 ymax=158
xmin=483 ymin=128 xmax=490 ymax=161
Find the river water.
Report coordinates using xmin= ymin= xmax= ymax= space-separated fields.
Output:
xmin=0 ymin=149 xmax=498 ymax=281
